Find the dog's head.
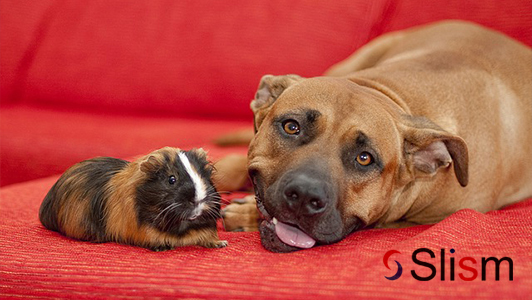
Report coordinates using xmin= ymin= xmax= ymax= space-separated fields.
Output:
xmin=248 ymin=75 xmax=469 ymax=252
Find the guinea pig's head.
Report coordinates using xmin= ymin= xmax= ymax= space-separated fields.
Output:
xmin=135 ymin=147 xmax=220 ymax=234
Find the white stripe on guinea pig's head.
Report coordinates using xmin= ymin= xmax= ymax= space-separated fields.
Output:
xmin=178 ymin=152 xmax=207 ymax=202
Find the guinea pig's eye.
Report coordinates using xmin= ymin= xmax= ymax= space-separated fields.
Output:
xmin=168 ymin=175 xmax=177 ymax=184
xmin=356 ymin=152 xmax=373 ymax=166
xmin=282 ymin=120 xmax=300 ymax=135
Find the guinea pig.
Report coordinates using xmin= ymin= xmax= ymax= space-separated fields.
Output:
xmin=39 ymin=147 xmax=227 ymax=251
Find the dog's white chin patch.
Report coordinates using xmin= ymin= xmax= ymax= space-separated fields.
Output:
xmin=273 ymin=218 xmax=316 ymax=249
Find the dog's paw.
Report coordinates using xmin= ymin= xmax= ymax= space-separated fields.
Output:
xmin=221 ymin=195 xmax=259 ymax=232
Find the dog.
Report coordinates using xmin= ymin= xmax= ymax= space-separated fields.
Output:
xmin=216 ymin=20 xmax=532 ymax=252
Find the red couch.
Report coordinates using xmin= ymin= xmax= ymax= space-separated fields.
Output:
xmin=1 ymin=0 xmax=531 ymax=298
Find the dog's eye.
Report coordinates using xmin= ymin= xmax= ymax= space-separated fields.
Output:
xmin=356 ymin=152 xmax=373 ymax=166
xmin=282 ymin=120 xmax=300 ymax=135
xmin=168 ymin=175 xmax=177 ymax=184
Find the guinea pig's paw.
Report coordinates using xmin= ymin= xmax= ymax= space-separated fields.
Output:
xmin=215 ymin=240 xmax=228 ymax=248
xmin=204 ymin=240 xmax=228 ymax=248
xmin=149 ymin=244 xmax=175 ymax=252
xmin=221 ymin=196 xmax=259 ymax=232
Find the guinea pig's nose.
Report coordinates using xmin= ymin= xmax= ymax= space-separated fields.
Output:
xmin=188 ymin=210 xmax=201 ymax=221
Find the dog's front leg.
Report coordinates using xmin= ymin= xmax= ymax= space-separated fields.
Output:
xmin=222 ymin=195 xmax=260 ymax=232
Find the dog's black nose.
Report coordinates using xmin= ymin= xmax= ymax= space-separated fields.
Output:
xmin=283 ymin=173 xmax=329 ymax=215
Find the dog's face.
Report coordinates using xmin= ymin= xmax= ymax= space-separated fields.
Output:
xmin=249 ymin=75 xmax=468 ymax=252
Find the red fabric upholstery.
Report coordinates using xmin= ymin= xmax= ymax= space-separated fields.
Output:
xmin=1 ymin=178 xmax=530 ymax=298
xmin=1 ymin=0 xmax=381 ymax=118
xmin=1 ymin=0 xmax=531 ymax=187
xmin=1 ymin=0 xmax=531 ymax=298
xmin=0 ymin=105 xmax=250 ymax=186
xmin=2 ymin=0 xmax=531 ymax=118
xmin=380 ymin=0 xmax=532 ymax=42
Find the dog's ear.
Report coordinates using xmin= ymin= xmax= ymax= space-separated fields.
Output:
xmin=400 ymin=116 xmax=469 ymax=187
xmin=251 ymin=75 xmax=303 ymax=131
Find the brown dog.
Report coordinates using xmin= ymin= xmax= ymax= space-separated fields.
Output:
xmin=218 ymin=20 xmax=532 ymax=252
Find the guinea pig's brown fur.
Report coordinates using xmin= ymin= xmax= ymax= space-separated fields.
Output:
xmin=39 ymin=147 xmax=227 ymax=251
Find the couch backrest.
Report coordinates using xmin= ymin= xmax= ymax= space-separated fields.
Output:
xmin=1 ymin=0 xmax=530 ymax=120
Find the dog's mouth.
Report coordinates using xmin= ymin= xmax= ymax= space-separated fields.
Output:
xmin=256 ymin=194 xmax=343 ymax=252
xmin=256 ymin=193 xmax=366 ymax=252
xmin=272 ymin=218 xmax=316 ymax=248
xmin=251 ymin=170 xmax=364 ymax=252
xmin=253 ymin=193 xmax=306 ymax=252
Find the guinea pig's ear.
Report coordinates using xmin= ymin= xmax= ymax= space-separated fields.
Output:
xmin=399 ymin=116 xmax=469 ymax=187
xmin=251 ymin=74 xmax=304 ymax=131
xmin=194 ymin=148 xmax=208 ymax=158
xmin=191 ymin=148 xmax=210 ymax=169
xmin=140 ymin=156 xmax=161 ymax=174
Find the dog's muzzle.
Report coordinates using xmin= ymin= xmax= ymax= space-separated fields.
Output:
xmin=252 ymin=165 xmax=361 ymax=252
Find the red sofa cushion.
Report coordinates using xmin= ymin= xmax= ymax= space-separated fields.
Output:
xmin=1 ymin=1 xmax=531 ymax=297
xmin=2 ymin=0 xmax=531 ymax=119
xmin=0 ymin=105 xmax=249 ymax=186
xmin=1 ymin=0 xmax=382 ymax=119
xmin=381 ymin=0 xmax=532 ymax=42
xmin=1 ymin=0 xmax=531 ymax=187
xmin=1 ymin=177 xmax=530 ymax=298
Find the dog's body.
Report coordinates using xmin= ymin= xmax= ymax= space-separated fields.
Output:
xmin=219 ymin=21 xmax=532 ymax=252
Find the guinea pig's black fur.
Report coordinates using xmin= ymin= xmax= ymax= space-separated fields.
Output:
xmin=39 ymin=147 xmax=227 ymax=251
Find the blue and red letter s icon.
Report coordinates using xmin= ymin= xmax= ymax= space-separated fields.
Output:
xmin=384 ymin=250 xmax=403 ymax=280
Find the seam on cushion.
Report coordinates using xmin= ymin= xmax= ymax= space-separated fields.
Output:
xmin=338 ymin=0 xmax=391 ymax=62
xmin=11 ymin=0 xmax=63 ymax=103
xmin=366 ymin=0 xmax=398 ymax=42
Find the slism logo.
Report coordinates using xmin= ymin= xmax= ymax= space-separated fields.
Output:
xmin=383 ymin=250 xmax=403 ymax=280
xmin=383 ymin=248 xmax=513 ymax=281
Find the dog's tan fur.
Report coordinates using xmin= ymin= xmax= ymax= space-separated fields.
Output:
xmin=220 ymin=20 xmax=532 ymax=234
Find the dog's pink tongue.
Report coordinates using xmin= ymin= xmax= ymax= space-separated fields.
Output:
xmin=273 ymin=218 xmax=316 ymax=249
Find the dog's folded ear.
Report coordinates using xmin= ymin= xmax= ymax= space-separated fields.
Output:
xmin=251 ymin=75 xmax=303 ymax=130
xmin=400 ymin=116 xmax=469 ymax=187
